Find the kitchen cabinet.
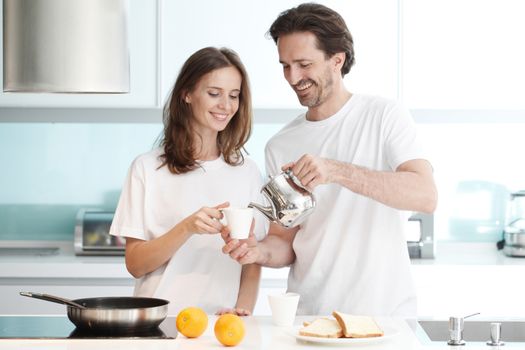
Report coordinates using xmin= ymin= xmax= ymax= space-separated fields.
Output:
xmin=0 ymin=280 xmax=134 ymax=315
xmin=1 ymin=279 xmax=284 ymax=316
xmin=0 ymin=246 xmax=135 ymax=315
xmin=3 ymin=242 xmax=522 ymax=317
xmin=412 ymin=242 xmax=525 ymax=318
xmin=413 ymin=264 xmax=525 ymax=318
xmin=260 ymin=262 xmax=525 ymax=318
xmin=1 ymin=0 xmax=398 ymax=121
xmin=0 ymin=244 xmax=288 ymax=315
xmin=0 ymin=0 xmax=159 ymax=109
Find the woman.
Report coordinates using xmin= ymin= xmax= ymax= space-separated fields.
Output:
xmin=110 ymin=47 xmax=265 ymax=316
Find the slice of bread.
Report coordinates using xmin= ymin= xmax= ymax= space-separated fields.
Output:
xmin=332 ymin=311 xmax=384 ymax=338
xmin=299 ymin=318 xmax=343 ymax=338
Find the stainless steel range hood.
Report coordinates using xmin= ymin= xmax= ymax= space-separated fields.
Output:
xmin=3 ymin=0 xmax=129 ymax=93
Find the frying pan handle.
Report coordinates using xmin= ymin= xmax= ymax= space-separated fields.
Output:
xmin=19 ymin=291 xmax=87 ymax=309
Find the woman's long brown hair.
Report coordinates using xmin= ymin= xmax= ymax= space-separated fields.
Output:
xmin=159 ymin=47 xmax=252 ymax=174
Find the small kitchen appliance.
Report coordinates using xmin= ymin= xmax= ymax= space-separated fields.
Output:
xmin=407 ymin=212 xmax=435 ymax=259
xmin=74 ymin=209 xmax=124 ymax=256
xmin=500 ymin=191 xmax=525 ymax=257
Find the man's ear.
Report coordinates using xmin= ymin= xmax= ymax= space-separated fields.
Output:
xmin=333 ymin=52 xmax=346 ymax=72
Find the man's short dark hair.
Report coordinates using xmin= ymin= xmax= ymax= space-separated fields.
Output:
xmin=267 ymin=3 xmax=355 ymax=77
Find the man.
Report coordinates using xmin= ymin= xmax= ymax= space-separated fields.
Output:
xmin=223 ymin=3 xmax=437 ymax=316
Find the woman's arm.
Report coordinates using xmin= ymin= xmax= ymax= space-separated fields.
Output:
xmin=214 ymin=263 xmax=262 ymax=316
xmin=125 ymin=203 xmax=228 ymax=278
xmin=234 ymin=263 xmax=262 ymax=315
xmin=125 ymin=225 xmax=191 ymax=278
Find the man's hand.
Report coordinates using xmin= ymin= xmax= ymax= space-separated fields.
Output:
xmin=283 ymin=154 xmax=340 ymax=191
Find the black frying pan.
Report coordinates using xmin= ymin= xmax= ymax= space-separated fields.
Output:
xmin=20 ymin=292 xmax=169 ymax=331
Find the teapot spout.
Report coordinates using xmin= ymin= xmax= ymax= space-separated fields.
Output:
xmin=248 ymin=202 xmax=277 ymax=223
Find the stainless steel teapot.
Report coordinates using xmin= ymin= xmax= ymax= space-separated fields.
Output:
xmin=249 ymin=169 xmax=316 ymax=227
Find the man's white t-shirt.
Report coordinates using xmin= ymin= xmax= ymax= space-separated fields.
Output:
xmin=110 ymin=147 xmax=266 ymax=315
xmin=265 ymin=94 xmax=427 ymax=317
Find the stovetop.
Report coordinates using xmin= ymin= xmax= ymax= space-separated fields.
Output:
xmin=0 ymin=315 xmax=178 ymax=339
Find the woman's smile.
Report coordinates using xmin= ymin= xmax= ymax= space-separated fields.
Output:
xmin=210 ymin=112 xmax=229 ymax=122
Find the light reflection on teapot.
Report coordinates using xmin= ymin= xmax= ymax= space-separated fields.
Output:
xmin=249 ymin=169 xmax=316 ymax=228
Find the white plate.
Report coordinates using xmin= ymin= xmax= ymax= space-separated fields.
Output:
xmin=287 ymin=325 xmax=400 ymax=345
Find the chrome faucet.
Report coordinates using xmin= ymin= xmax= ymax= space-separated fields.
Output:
xmin=447 ymin=312 xmax=480 ymax=346
xmin=486 ymin=322 xmax=504 ymax=346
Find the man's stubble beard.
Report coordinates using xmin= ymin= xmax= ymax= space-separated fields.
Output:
xmin=297 ymin=67 xmax=334 ymax=108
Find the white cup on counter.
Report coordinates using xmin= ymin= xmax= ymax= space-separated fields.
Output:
xmin=221 ymin=207 xmax=253 ymax=239
xmin=268 ymin=292 xmax=300 ymax=327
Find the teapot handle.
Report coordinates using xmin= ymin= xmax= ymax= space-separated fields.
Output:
xmin=284 ymin=168 xmax=310 ymax=191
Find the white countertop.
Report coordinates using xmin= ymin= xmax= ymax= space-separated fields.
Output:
xmin=0 ymin=316 xmax=427 ymax=350
xmin=0 ymin=241 xmax=129 ymax=279
xmin=0 ymin=240 xmax=292 ymax=280
xmin=1 ymin=241 xmax=525 ymax=280
xmin=412 ymin=241 xmax=525 ymax=266
xmin=1 ymin=315 xmax=522 ymax=350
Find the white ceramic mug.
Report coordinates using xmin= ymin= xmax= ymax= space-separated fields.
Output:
xmin=268 ymin=292 xmax=300 ymax=327
xmin=221 ymin=207 xmax=253 ymax=239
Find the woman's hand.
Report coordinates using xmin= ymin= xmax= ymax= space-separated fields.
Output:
xmin=179 ymin=202 xmax=229 ymax=235
xmin=215 ymin=307 xmax=252 ymax=316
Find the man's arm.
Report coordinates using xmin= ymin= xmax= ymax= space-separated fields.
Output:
xmin=288 ymin=155 xmax=437 ymax=213
xmin=222 ymin=223 xmax=299 ymax=268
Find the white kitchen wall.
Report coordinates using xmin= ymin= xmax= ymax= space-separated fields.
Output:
xmin=418 ymin=123 xmax=525 ymax=241
xmin=160 ymin=0 xmax=399 ymax=108
xmin=0 ymin=123 xmax=162 ymax=240
xmin=402 ymin=0 xmax=525 ymax=109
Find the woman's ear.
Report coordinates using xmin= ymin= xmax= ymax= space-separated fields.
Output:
xmin=182 ymin=90 xmax=191 ymax=103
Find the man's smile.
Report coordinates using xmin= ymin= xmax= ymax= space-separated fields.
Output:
xmin=294 ymin=80 xmax=315 ymax=94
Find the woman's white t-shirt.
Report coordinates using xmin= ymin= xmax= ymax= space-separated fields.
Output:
xmin=110 ymin=147 xmax=266 ymax=314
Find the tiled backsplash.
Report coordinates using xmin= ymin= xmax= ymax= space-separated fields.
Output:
xmin=1 ymin=120 xmax=525 ymax=242
xmin=0 ymin=122 xmax=281 ymax=240
xmin=0 ymin=123 xmax=161 ymax=240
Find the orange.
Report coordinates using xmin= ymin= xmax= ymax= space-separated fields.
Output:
xmin=176 ymin=307 xmax=208 ymax=338
xmin=214 ymin=314 xmax=245 ymax=346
